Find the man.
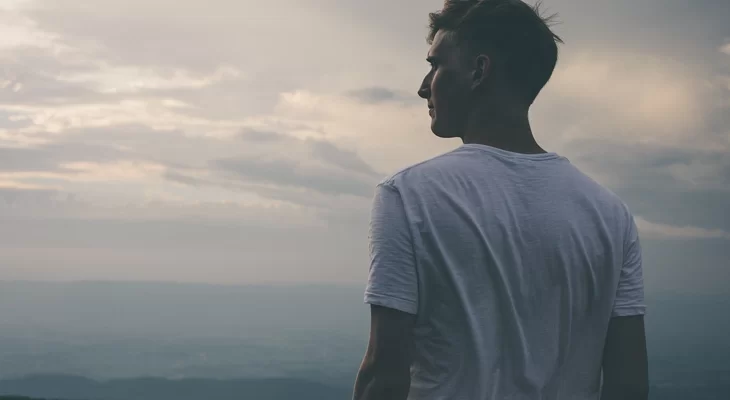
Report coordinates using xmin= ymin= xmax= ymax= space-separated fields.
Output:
xmin=352 ymin=1 xmax=648 ymax=399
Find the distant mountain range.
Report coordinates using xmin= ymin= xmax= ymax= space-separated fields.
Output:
xmin=1 ymin=396 xmax=68 ymax=400
xmin=1 ymin=281 xmax=728 ymax=400
xmin=0 ymin=375 xmax=350 ymax=400
xmin=2 ymin=374 xmax=730 ymax=400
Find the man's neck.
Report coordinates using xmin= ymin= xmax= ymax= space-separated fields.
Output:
xmin=461 ymin=111 xmax=546 ymax=154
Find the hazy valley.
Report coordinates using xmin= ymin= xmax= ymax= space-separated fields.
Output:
xmin=0 ymin=281 xmax=728 ymax=399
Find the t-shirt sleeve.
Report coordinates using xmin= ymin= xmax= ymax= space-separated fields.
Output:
xmin=612 ymin=213 xmax=646 ymax=317
xmin=364 ymin=182 xmax=418 ymax=315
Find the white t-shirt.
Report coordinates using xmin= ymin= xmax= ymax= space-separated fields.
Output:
xmin=364 ymin=143 xmax=645 ymax=400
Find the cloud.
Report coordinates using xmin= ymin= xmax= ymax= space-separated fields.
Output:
xmin=558 ymin=139 xmax=730 ymax=193
xmin=1 ymin=97 xmax=244 ymax=136
xmin=56 ymin=64 xmax=242 ymax=94
xmin=0 ymin=120 xmax=383 ymax=210
xmin=163 ymin=170 xmax=207 ymax=187
xmin=20 ymin=0 xmax=414 ymax=79
xmin=211 ymin=156 xmax=376 ymax=198
xmin=0 ymin=50 xmax=98 ymax=106
xmin=636 ymin=216 xmax=730 ymax=240
xmin=163 ymin=167 xmax=374 ymax=218
xmin=344 ymin=87 xmax=417 ymax=105
xmin=721 ymin=41 xmax=730 ymax=55
xmin=0 ymin=141 xmax=126 ymax=172
xmin=238 ymin=128 xmax=289 ymax=142
xmin=0 ymin=145 xmax=62 ymax=172
xmin=308 ymin=139 xmax=381 ymax=177
xmin=0 ymin=9 xmax=65 ymax=52
xmin=0 ymin=187 xmax=86 ymax=216
xmin=546 ymin=51 xmax=716 ymax=147
xmin=58 ymin=160 xmax=165 ymax=182
xmin=346 ymin=87 xmax=399 ymax=104
xmin=0 ymin=186 xmax=367 ymax=284
xmin=0 ymin=186 xmax=327 ymax=229
xmin=269 ymin=90 xmax=456 ymax=172
xmin=0 ymin=0 xmax=727 ymax=286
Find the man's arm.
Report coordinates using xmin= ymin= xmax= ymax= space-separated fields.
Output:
xmin=355 ymin=182 xmax=418 ymax=399
xmin=601 ymin=210 xmax=649 ymax=400
xmin=600 ymin=315 xmax=649 ymax=400
xmin=353 ymin=305 xmax=416 ymax=400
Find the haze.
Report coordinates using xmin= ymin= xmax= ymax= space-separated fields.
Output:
xmin=0 ymin=2 xmax=728 ymax=399
xmin=0 ymin=0 xmax=728 ymax=288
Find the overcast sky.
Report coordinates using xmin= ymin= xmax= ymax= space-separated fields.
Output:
xmin=0 ymin=0 xmax=728 ymax=294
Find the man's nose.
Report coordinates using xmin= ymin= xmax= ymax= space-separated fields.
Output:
xmin=418 ymin=85 xmax=430 ymax=99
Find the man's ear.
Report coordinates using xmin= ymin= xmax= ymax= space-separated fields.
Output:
xmin=471 ymin=54 xmax=491 ymax=91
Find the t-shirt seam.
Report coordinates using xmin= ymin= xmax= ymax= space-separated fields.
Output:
xmin=380 ymin=147 xmax=463 ymax=185
xmin=612 ymin=306 xmax=646 ymax=317
xmin=364 ymin=291 xmax=418 ymax=306
xmin=622 ymin=204 xmax=632 ymax=260
xmin=461 ymin=143 xmax=565 ymax=162
xmin=612 ymin=303 xmax=646 ymax=309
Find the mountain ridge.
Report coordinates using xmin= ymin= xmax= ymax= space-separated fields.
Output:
xmin=0 ymin=374 xmax=351 ymax=400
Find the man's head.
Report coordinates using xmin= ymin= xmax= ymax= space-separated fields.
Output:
xmin=417 ymin=0 xmax=563 ymax=139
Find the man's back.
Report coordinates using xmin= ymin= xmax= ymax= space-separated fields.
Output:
xmin=364 ymin=144 xmax=646 ymax=399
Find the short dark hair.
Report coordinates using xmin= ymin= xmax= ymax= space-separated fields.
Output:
xmin=427 ymin=0 xmax=563 ymax=104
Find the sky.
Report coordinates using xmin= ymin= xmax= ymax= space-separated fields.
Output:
xmin=0 ymin=0 xmax=728 ymax=294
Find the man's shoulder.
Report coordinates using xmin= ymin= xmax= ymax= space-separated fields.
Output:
xmin=379 ymin=146 xmax=463 ymax=188
xmin=564 ymin=164 xmax=636 ymax=231
xmin=569 ymin=165 xmax=631 ymax=210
